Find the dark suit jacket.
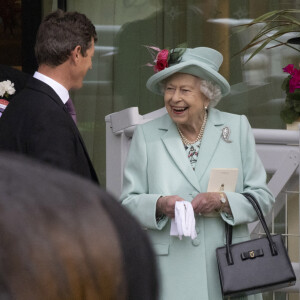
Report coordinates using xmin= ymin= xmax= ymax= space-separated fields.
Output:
xmin=0 ymin=77 xmax=99 ymax=184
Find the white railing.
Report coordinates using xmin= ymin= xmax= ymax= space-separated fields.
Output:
xmin=251 ymin=128 xmax=300 ymax=294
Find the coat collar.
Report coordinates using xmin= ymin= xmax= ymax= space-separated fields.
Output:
xmin=26 ymin=77 xmax=65 ymax=108
xmin=159 ymin=108 xmax=225 ymax=192
xmin=27 ymin=77 xmax=75 ymax=124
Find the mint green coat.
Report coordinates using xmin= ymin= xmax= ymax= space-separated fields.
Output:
xmin=120 ymin=108 xmax=275 ymax=300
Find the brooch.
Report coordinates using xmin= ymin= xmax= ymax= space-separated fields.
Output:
xmin=221 ymin=127 xmax=232 ymax=143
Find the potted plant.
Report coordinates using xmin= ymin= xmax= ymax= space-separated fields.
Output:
xmin=281 ymin=64 xmax=300 ymax=123
xmin=237 ymin=9 xmax=300 ymax=124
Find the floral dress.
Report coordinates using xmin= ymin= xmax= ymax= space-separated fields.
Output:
xmin=183 ymin=140 xmax=201 ymax=170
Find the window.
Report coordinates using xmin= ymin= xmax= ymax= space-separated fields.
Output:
xmin=65 ymin=0 xmax=300 ymax=186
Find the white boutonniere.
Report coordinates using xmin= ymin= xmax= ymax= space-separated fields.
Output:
xmin=0 ymin=80 xmax=16 ymax=116
xmin=0 ymin=80 xmax=16 ymax=99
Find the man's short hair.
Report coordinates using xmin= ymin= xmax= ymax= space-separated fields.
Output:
xmin=35 ymin=9 xmax=97 ymax=66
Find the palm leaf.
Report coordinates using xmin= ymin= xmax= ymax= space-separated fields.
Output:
xmin=243 ymin=38 xmax=273 ymax=63
xmin=267 ymin=41 xmax=300 ymax=53
xmin=282 ymin=15 xmax=300 ymax=26
xmin=234 ymin=9 xmax=300 ymax=61
xmin=250 ymin=10 xmax=282 ymax=23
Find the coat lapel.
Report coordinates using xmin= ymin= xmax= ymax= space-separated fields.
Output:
xmin=28 ymin=77 xmax=78 ymax=129
xmin=27 ymin=77 xmax=65 ymax=108
xmin=160 ymin=115 xmax=201 ymax=192
xmin=29 ymin=78 xmax=80 ymax=130
xmin=194 ymin=108 xmax=224 ymax=182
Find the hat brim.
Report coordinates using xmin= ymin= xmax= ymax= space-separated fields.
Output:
xmin=146 ymin=59 xmax=230 ymax=97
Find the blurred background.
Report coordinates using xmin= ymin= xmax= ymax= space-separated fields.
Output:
xmin=0 ymin=0 xmax=299 ymax=190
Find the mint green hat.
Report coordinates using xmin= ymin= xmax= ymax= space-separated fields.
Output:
xmin=146 ymin=47 xmax=230 ymax=97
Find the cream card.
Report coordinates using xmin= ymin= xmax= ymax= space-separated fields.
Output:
xmin=207 ymin=168 xmax=238 ymax=192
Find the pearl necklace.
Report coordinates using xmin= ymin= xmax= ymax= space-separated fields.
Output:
xmin=177 ymin=111 xmax=208 ymax=145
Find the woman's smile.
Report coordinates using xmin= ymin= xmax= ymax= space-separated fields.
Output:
xmin=172 ymin=106 xmax=188 ymax=114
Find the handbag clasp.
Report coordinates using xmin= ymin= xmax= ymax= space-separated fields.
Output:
xmin=241 ymin=249 xmax=264 ymax=260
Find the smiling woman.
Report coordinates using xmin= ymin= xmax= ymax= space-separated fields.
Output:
xmin=119 ymin=45 xmax=275 ymax=300
xmin=163 ymin=73 xmax=209 ymax=142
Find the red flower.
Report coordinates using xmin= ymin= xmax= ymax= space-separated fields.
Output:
xmin=154 ymin=49 xmax=169 ymax=72
xmin=289 ymin=74 xmax=300 ymax=93
xmin=283 ymin=64 xmax=295 ymax=75
xmin=283 ymin=64 xmax=300 ymax=93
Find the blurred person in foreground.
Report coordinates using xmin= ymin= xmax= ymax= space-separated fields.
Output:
xmin=0 ymin=152 xmax=158 ymax=300
xmin=0 ymin=9 xmax=99 ymax=183
xmin=120 ymin=46 xmax=274 ymax=300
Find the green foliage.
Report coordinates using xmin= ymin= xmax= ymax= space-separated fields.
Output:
xmin=281 ymin=76 xmax=290 ymax=92
xmin=236 ymin=9 xmax=300 ymax=62
xmin=280 ymin=106 xmax=299 ymax=123
xmin=168 ymin=43 xmax=187 ymax=65
xmin=281 ymin=89 xmax=300 ymax=123
xmin=291 ymin=90 xmax=300 ymax=101
xmin=293 ymin=99 xmax=300 ymax=112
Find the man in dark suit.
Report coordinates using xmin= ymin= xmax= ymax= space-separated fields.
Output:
xmin=0 ymin=10 xmax=99 ymax=184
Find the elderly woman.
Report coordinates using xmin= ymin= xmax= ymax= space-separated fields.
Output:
xmin=120 ymin=47 xmax=274 ymax=300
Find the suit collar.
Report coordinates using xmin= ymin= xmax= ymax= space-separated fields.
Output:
xmin=26 ymin=77 xmax=65 ymax=108
xmin=27 ymin=77 xmax=74 ymax=122
xmin=158 ymin=108 xmax=226 ymax=191
xmin=27 ymin=76 xmax=80 ymax=136
xmin=33 ymin=72 xmax=69 ymax=103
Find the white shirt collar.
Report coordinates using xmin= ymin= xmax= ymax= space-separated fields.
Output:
xmin=33 ymin=71 xmax=69 ymax=104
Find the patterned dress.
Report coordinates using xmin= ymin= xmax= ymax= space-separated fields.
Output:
xmin=183 ymin=140 xmax=201 ymax=170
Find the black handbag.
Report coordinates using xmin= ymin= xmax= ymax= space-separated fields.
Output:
xmin=216 ymin=192 xmax=296 ymax=299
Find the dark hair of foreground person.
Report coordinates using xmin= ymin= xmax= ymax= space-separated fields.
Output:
xmin=0 ymin=152 xmax=158 ymax=300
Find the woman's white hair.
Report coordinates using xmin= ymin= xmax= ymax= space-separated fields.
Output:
xmin=199 ymin=79 xmax=222 ymax=107
xmin=159 ymin=75 xmax=222 ymax=107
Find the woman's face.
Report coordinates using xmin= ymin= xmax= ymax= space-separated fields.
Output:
xmin=164 ymin=73 xmax=209 ymax=127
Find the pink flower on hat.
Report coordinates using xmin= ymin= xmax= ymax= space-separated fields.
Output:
xmin=144 ymin=44 xmax=186 ymax=74
xmin=154 ymin=49 xmax=169 ymax=73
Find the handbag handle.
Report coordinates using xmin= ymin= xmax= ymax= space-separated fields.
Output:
xmin=225 ymin=192 xmax=278 ymax=265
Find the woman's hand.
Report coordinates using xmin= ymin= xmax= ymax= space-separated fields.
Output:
xmin=191 ymin=192 xmax=231 ymax=215
xmin=156 ymin=195 xmax=184 ymax=218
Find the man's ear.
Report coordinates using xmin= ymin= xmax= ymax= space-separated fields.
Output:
xmin=71 ymin=45 xmax=82 ymax=63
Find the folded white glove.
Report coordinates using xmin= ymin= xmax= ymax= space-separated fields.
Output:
xmin=170 ymin=201 xmax=197 ymax=240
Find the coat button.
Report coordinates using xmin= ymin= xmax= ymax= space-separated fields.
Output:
xmin=192 ymin=238 xmax=200 ymax=246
